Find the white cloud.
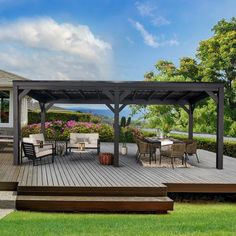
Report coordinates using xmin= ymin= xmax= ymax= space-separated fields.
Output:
xmin=135 ymin=1 xmax=170 ymax=26
xmin=130 ymin=20 xmax=159 ymax=48
xmin=0 ymin=17 xmax=111 ymax=60
xmin=129 ymin=19 xmax=178 ymax=48
xmin=0 ymin=17 xmax=113 ymax=80
xmin=151 ymin=16 xmax=170 ymax=27
xmin=135 ymin=1 xmax=155 ymax=17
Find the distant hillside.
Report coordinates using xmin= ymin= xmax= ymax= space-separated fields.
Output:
xmin=69 ymin=107 xmax=139 ymax=119
xmin=28 ymin=101 xmax=71 ymax=112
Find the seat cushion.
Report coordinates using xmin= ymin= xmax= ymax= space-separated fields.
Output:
xmin=36 ymin=149 xmax=53 ymax=158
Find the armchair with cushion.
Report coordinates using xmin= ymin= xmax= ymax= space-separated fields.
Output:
xmin=22 ymin=142 xmax=55 ymax=166
xmin=21 ymin=136 xmax=54 ymax=163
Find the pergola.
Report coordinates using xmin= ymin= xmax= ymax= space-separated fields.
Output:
xmin=13 ymin=81 xmax=224 ymax=169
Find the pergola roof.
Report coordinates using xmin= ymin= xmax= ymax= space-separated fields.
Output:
xmin=13 ymin=80 xmax=224 ymax=169
xmin=13 ymin=80 xmax=224 ymax=105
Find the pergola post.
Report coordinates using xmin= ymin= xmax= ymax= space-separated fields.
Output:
xmin=114 ymin=91 xmax=120 ymax=167
xmin=216 ymin=87 xmax=224 ymax=169
xmin=188 ymin=104 xmax=194 ymax=140
xmin=39 ymin=102 xmax=46 ymax=136
xmin=13 ymin=85 xmax=20 ymax=165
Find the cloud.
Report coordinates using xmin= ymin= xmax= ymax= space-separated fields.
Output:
xmin=126 ymin=36 xmax=135 ymax=44
xmin=130 ymin=20 xmax=159 ymax=48
xmin=135 ymin=1 xmax=170 ymax=26
xmin=151 ymin=16 xmax=170 ymax=27
xmin=135 ymin=1 xmax=155 ymax=17
xmin=0 ymin=17 xmax=113 ymax=80
xmin=129 ymin=19 xmax=178 ymax=48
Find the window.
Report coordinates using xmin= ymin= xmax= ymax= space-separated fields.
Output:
xmin=0 ymin=90 xmax=10 ymax=123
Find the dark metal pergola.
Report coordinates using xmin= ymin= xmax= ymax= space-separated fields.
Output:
xmin=13 ymin=81 xmax=224 ymax=169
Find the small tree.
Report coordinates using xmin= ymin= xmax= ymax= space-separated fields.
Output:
xmin=120 ymin=116 xmax=131 ymax=147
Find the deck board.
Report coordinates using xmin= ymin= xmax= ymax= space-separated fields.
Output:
xmin=1 ymin=143 xmax=236 ymax=192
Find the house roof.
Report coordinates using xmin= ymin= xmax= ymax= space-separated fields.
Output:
xmin=13 ymin=80 xmax=224 ymax=106
xmin=0 ymin=69 xmax=29 ymax=87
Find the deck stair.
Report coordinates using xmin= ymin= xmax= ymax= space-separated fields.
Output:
xmin=16 ymin=186 xmax=174 ymax=213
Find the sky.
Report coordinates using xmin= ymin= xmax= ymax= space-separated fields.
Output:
xmin=0 ymin=0 xmax=235 ymax=84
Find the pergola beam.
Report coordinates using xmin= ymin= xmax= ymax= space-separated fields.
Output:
xmin=146 ymin=90 xmax=155 ymax=100
xmin=120 ymin=90 xmax=131 ymax=102
xmin=207 ymin=91 xmax=218 ymax=103
xmin=161 ymin=91 xmax=174 ymax=101
xmin=119 ymin=104 xmax=126 ymax=112
xmin=62 ymin=91 xmax=71 ymax=99
xmin=177 ymin=91 xmax=191 ymax=101
xmin=45 ymin=102 xmax=54 ymax=111
xmin=19 ymin=89 xmax=31 ymax=100
xmin=106 ymin=104 xmax=114 ymax=113
xmin=79 ymin=90 xmax=86 ymax=100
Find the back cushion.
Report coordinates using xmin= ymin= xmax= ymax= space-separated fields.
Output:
xmin=70 ymin=133 xmax=99 ymax=144
xmin=29 ymin=133 xmax=45 ymax=143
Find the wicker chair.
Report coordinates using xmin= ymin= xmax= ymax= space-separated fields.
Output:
xmin=185 ymin=140 xmax=199 ymax=163
xmin=160 ymin=143 xmax=187 ymax=169
xmin=136 ymin=139 xmax=157 ymax=164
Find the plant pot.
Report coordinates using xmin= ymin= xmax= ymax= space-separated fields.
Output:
xmin=99 ymin=152 xmax=114 ymax=165
xmin=121 ymin=146 xmax=128 ymax=155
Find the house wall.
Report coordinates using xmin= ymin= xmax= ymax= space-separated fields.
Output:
xmin=0 ymin=87 xmax=28 ymax=135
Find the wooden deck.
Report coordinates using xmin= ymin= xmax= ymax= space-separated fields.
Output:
xmin=1 ymin=143 xmax=236 ymax=212
xmin=1 ymin=143 xmax=236 ymax=190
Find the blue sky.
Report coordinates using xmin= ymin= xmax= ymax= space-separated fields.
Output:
xmin=0 ymin=0 xmax=235 ymax=83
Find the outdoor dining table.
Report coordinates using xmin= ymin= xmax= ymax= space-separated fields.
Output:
xmin=146 ymin=137 xmax=183 ymax=147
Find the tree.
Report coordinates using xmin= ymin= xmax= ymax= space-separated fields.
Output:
xmin=131 ymin=18 xmax=236 ymax=136
xmin=197 ymin=17 xmax=236 ymax=110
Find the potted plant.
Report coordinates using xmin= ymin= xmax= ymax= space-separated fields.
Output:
xmin=120 ymin=116 xmax=131 ymax=155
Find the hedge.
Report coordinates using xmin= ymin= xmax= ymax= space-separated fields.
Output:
xmin=28 ymin=111 xmax=100 ymax=124
xmin=169 ymin=133 xmax=236 ymax=158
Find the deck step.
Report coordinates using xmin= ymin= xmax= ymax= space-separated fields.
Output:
xmin=16 ymin=195 xmax=174 ymax=212
xmin=0 ymin=191 xmax=17 ymax=209
xmin=0 ymin=182 xmax=18 ymax=191
xmin=17 ymin=186 xmax=167 ymax=197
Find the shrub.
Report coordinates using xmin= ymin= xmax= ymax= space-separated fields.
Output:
xmin=22 ymin=120 xmax=113 ymax=142
xmin=28 ymin=111 xmax=93 ymax=124
xmin=22 ymin=120 xmax=141 ymax=143
xmin=169 ymin=133 xmax=236 ymax=158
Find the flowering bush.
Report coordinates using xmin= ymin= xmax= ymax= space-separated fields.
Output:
xmin=22 ymin=120 xmax=141 ymax=143
xmin=22 ymin=120 xmax=113 ymax=141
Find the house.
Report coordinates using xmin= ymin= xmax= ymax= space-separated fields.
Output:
xmin=0 ymin=70 xmax=29 ymax=135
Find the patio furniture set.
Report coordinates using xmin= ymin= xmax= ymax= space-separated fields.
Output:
xmin=134 ymin=135 xmax=199 ymax=169
xmin=21 ymin=132 xmax=198 ymax=168
xmin=21 ymin=133 xmax=100 ymax=166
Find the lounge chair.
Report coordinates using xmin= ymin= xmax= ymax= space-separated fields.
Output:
xmin=22 ymin=142 xmax=55 ymax=166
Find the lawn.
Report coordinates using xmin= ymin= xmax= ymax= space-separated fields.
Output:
xmin=0 ymin=203 xmax=235 ymax=236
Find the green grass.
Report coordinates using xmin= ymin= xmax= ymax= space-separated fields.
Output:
xmin=0 ymin=203 xmax=235 ymax=236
